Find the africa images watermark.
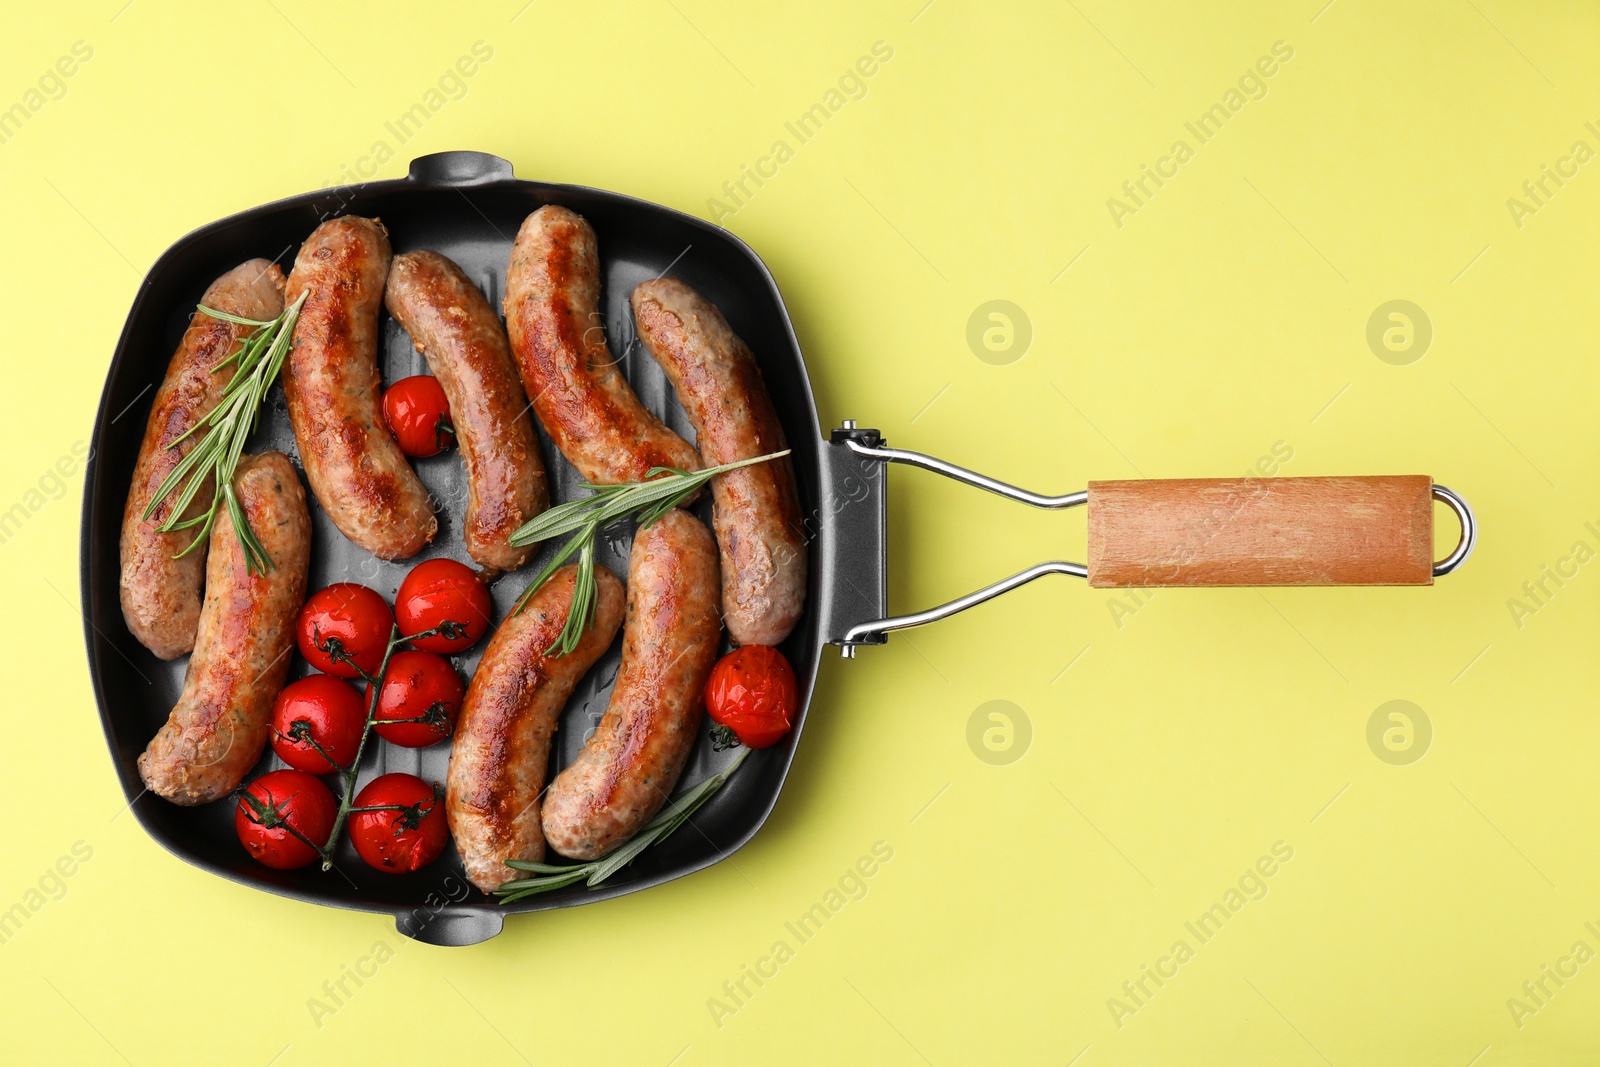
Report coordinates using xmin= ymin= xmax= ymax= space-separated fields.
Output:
xmin=319 ymin=41 xmax=495 ymax=190
xmin=1504 ymin=519 xmax=1600 ymax=630
xmin=1504 ymin=121 xmax=1600 ymax=230
xmin=967 ymin=700 xmax=1032 ymax=765
xmin=0 ymin=440 xmax=92 ymax=548
xmin=1106 ymin=40 xmax=1295 ymax=229
xmin=1106 ymin=440 xmax=1294 ymax=628
xmin=0 ymin=841 xmax=94 ymax=947
xmin=706 ymin=841 xmax=895 ymax=1029
xmin=706 ymin=40 xmax=895 ymax=225
xmin=1504 ymin=919 xmax=1600 ymax=1030
xmin=305 ymin=870 xmax=473 ymax=1028
xmin=1106 ymin=841 xmax=1295 ymax=1028
xmin=0 ymin=40 xmax=94 ymax=148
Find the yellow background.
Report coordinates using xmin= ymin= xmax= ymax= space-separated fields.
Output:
xmin=4 ymin=1 xmax=1597 ymax=1064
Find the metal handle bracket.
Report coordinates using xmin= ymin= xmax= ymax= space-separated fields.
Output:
xmin=826 ymin=422 xmax=1479 ymax=656
xmin=827 ymin=422 xmax=1087 ymax=656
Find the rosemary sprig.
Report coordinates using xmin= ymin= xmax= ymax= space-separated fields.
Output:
xmin=142 ymin=291 xmax=308 ymax=574
xmin=508 ymin=450 xmax=789 ymax=656
xmin=494 ymin=745 xmax=751 ymax=904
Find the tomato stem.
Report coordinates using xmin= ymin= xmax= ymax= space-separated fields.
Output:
xmin=311 ymin=623 xmax=380 ymax=685
xmin=236 ymin=785 xmax=326 ymax=857
xmin=315 ymin=622 xmax=453 ymax=871
xmin=371 ymin=700 xmax=454 ymax=738
xmin=277 ymin=718 xmax=343 ymax=772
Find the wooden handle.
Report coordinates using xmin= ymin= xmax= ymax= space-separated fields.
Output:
xmin=1086 ymin=476 xmax=1434 ymax=587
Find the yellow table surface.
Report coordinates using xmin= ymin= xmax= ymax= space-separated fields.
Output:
xmin=4 ymin=2 xmax=1597 ymax=1064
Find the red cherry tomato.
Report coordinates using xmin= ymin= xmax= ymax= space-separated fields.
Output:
xmin=348 ymin=773 xmax=449 ymax=873
xmin=235 ymin=770 xmax=337 ymax=870
xmin=297 ymin=583 xmax=394 ymax=678
xmin=382 ymin=375 xmax=455 ymax=458
xmin=374 ymin=651 xmax=463 ymax=748
xmin=395 ymin=558 xmax=491 ymax=653
xmin=271 ymin=675 xmax=366 ymax=772
xmin=704 ymin=645 xmax=798 ymax=749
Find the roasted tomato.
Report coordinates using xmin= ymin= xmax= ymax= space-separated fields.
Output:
xmin=382 ymin=375 xmax=455 ymax=458
xmin=704 ymin=645 xmax=798 ymax=749
xmin=235 ymin=770 xmax=338 ymax=870
xmin=348 ymin=773 xmax=449 ymax=873
xmin=296 ymin=583 xmax=394 ymax=679
xmin=374 ymin=650 xmax=463 ymax=748
xmin=270 ymin=675 xmax=366 ymax=772
xmin=395 ymin=558 xmax=491 ymax=653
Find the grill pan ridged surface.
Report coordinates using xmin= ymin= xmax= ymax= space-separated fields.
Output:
xmin=80 ymin=154 xmax=824 ymax=943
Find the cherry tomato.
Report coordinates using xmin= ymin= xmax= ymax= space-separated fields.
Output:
xmin=704 ymin=645 xmax=798 ymax=749
xmin=235 ymin=770 xmax=337 ymax=870
xmin=271 ymin=675 xmax=366 ymax=772
xmin=395 ymin=558 xmax=491 ymax=653
xmin=348 ymin=773 xmax=449 ymax=873
xmin=297 ymin=583 xmax=394 ymax=678
xmin=374 ymin=651 xmax=463 ymax=748
xmin=382 ymin=375 xmax=455 ymax=458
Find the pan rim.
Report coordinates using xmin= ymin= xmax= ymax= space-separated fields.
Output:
xmin=80 ymin=156 xmax=827 ymax=930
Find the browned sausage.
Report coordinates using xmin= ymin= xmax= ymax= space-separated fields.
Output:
xmin=120 ymin=259 xmax=286 ymax=659
xmin=503 ymin=205 xmax=700 ymax=484
xmin=446 ymin=565 xmax=626 ymax=892
xmin=541 ymin=509 xmax=721 ymax=860
xmin=137 ymin=452 xmax=311 ymax=804
xmin=632 ymin=278 xmax=806 ymax=646
xmin=283 ymin=216 xmax=436 ymax=559
xmin=385 ymin=250 xmax=547 ymax=570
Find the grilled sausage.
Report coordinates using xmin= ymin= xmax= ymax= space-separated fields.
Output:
xmin=120 ymin=259 xmax=286 ymax=659
xmin=385 ymin=250 xmax=547 ymax=571
xmin=283 ymin=216 xmax=437 ymax=558
xmin=447 ymin=564 xmax=626 ymax=892
xmin=504 ymin=205 xmax=700 ymax=484
xmin=632 ymin=278 xmax=806 ymax=646
xmin=137 ymin=452 xmax=311 ymax=805
xmin=542 ymin=510 xmax=721 ymax=861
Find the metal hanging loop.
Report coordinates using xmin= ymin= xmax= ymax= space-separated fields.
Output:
xmin=1430 ymin=484 xmax=1477 ymax=577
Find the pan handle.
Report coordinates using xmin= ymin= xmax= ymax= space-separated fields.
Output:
xmin=407 ymin=151 xmax=515 ymax=186
xmin=395 ymin=907 xmax=504 ymax=945
xmin=828 ymin=425 xmax=1477 ymax=655
xmin=1087 ymin=475 xmax=1445 ymax=587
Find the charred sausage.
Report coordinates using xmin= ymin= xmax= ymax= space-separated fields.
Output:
xmin=541 ymin=509 xmax=721 ymax=861
xmin=503 ymin=205 xmax=700 ymax=484
xmin=137 ymin=452 xmax=311 ymax=804
xmin=385 ymin=250 xmax=547 ymax=571
xmin=120 ymin=259 xmax=286 ymax=659
xmin=631 ymin=278 xmax=806 ymax=646
xmin=446 ymin=564 xmax=626 ymax=892
xmin=283 ymin=216 xmax=437 ymax=558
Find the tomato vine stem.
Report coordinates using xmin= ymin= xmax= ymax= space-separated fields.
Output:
xmin=314 ymin=622 xmax=451 ymax=870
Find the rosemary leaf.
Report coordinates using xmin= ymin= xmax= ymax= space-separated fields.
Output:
xmin=195 ymin=304 xmax=276 ymax=328
xmin=495 ymin=868 xmax=593 ymax=899
xmin=143 ymin=290 xmax=306 ymax=573
xmin=494 ymin=747 xmax=751 ymax=905
xmin=507 ymin=450 xmax=789 ymax=656
xmin=508 ymin=526 xmax=590 ymax=616
xmin=504 ymin=860 xmax=582 ymax=875
xmin=546 ymin=540 xmax=598 ymax=657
